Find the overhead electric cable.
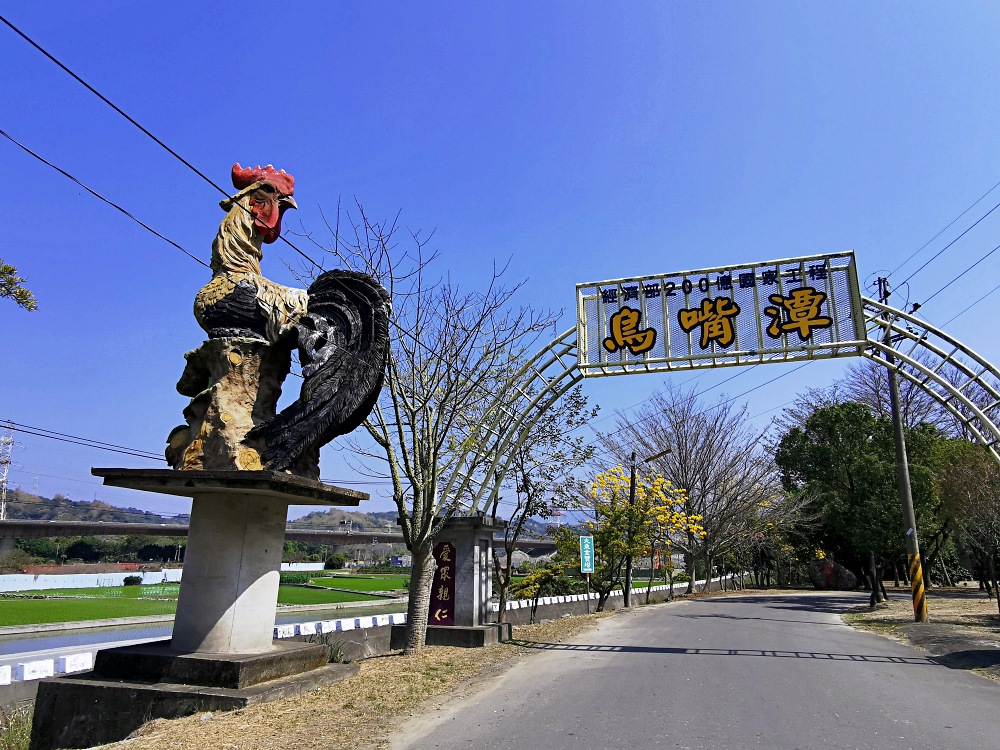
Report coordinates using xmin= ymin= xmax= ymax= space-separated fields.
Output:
xmin=889 ymin=178 xmax=1000 ymax=277
xmin=943 ymin=281 xmax=1000 ymax=326
xmin=897 ymin=199 xmax=1000 ymax=286
xmin=0 ymin=129 xmax=209 ymax=268
xmin=916 ymin=242 xmax=1000 ymax=308
xmin=0 ymin=12 xmax=327 ymax=272
xmin=0 ymin=14 xmax=519 ymax=375
xmin=5 ymin=422 xmax=164 ymax=461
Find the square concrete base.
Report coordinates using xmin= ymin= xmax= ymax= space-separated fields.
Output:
xmin=390 ymin=623 xmax=511 ymax=649
xmin=29 ymin=641 xmax=357 ymax=750
xmin=94 ymin=639 xmax=327 ymax=688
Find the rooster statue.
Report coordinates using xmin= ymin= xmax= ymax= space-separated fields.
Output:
xmin=167 ymin=164 xmax=390 ymax=479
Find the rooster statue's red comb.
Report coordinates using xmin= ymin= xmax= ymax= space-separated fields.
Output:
xmin=232 ymin=163 xmax=295 ymax=196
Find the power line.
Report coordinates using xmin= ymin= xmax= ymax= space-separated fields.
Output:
xmin=943 ymin=280 xmax=1000 ymax=326
xmin=897 ymin=198 xmax=1000 ymax=286
xmin=915 ymin=242 xmax=1000 ymax=308
xmin=0 ymin=128 xmax=209 ymax=268
xmin=4 ymin=421 xmax=163 ymax=461
xmin=0 ymin=14 xmax=527 ymax=382
xmin=578 ymin=362 xmax=814 ymax=471
xmin=0 ymin=13 xmax=325 ymax=273
xmin=889 ymin=178 xmax=1000 ymax=277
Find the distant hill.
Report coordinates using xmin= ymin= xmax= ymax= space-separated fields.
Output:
xmin=4 ymin=488 xmax=561 ymax=537
xmin=287 ymin=507 xmax=397 ymax=531
xmin=5 ymin=489 xmax=186 ymax=524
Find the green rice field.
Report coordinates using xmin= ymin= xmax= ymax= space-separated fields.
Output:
xmin=308 ymin=575 xmax=409 ymax=591
xmin=0 ymin=584 xmax=391 ymax=626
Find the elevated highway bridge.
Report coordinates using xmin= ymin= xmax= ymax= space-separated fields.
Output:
xmin=0 ymin=519 xmax=556 ymax=553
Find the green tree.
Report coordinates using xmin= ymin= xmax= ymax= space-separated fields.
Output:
xmin=508 ymin=563 xmax=580 ymax=623
xmin=555 ymin=466 xmax=673 ymax=611
xmin=0 ymin=258 xmax=36 ymax=310
xmin=937 ymin=440 xmax=1000 ymax=612
xmin=775 ymin=402 xmax=943 ymax=604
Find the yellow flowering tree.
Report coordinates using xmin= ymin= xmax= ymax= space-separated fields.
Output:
xmin=556 ymin=466 xmax=705 ymax=609
xmin=649 ymin=482 xmax=705 ymax=599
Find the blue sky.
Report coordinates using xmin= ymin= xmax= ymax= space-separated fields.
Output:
xmin=3 ymin=2 xmax=1000 ymax=518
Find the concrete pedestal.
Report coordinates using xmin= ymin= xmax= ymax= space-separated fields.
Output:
xmin=30 ymin=641 xmax=358 ymax=750
xmin=28 ymin=469 xmax=367 ymax=750
xmin=94 ymin=469 xmax=365 ymax=654
xmin=172 ymin=492 xmax=287 ymax=652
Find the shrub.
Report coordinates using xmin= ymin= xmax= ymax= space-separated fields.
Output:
xmin=671 ymin=570 xmax=691 ymax=583
xmin=279 ymin=572 xmax=313 ymax=585
xmin=325 ymin=553 xmax=350 ymax=570
xmin=122 ymin=575 xmax=143 ymax=586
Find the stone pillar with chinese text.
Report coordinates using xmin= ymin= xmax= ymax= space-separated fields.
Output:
xmin=428 ymin=515 xmax=506 ymax=627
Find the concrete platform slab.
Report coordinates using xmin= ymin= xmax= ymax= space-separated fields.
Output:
xmin=29 ymin=661 xmax=358 ymax=750
xmin=93 ymin=639 xmax=327 ymax=689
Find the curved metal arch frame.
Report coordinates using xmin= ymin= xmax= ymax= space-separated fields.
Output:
xmin=440 ymin=327 xmax=584 ymax=509
xmin=459 ymin=297 xmax=1000 ymax=509
xmin=861 ymin=296 xmax=1000 ymax=462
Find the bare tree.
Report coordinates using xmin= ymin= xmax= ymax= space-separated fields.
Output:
xmin=488 ymin=385 xmax=597 ymax=623
xmin=603 ymin=384 xmax=786 ymax=592
xmin=938 ymin=442 xmax=1000 ymax=613
xmin=302 ymin=202 xmax=556 ymax=653
xmin=843 ymin=353 xmax=949 ymax=430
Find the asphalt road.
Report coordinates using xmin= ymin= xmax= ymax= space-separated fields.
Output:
xmin=391 ymin=591 xmax=1000 ymax=750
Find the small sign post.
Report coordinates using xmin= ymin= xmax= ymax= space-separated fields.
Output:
xmin=580 ymin=535 xmax=594 ymax=614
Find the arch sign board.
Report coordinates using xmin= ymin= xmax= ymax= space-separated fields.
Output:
xmin=576 ymin=251 xmax=866 ymax=377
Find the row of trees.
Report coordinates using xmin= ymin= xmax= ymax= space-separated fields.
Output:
xmin=10 ymin=535 xmax=184 ymax=568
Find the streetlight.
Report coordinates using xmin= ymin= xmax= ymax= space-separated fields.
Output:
xmin=625 ymin=448 xmax=673 ymax=607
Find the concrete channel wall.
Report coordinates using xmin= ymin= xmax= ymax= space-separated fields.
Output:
xmin=0 ymin=577 xmax=725 ymax=708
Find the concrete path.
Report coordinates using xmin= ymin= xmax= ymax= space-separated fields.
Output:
xmin=391 ymin=592 xmax=1000 ymax=750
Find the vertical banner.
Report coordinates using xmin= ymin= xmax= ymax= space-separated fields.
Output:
xmin=429 ymin=541 xmax=456 ymax=626
xmin=580 ymin=536 xmax=595 ymax=574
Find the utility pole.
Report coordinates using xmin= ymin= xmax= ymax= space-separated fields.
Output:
xmin=878 ymin=278 xmax=928 ymax=623
xmin=0 ymin=421 xmax=14 ymax=521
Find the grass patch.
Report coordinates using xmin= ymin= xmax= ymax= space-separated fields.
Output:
xmin=0 ymin=702 xmax=31 ymax=750
xmin=308 ymin=576 xmax=408 ymax=592
xmin=35 ymin=584 xmax=180 ymax=600
xmin=0 ymin=598 xmax=177 ymax=626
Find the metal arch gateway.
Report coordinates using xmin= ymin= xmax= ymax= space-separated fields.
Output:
xmin=459 ymin=301 xmax=1000 ymax=511
xmin=438 ymin=253 xmax=1000 ymax=631
xmin=447 ymin=252 xmax=1000 ymax=628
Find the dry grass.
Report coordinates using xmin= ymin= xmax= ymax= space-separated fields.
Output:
xmin=843 ymin=587 xmax=1000 ymax=681
xmin=95 ymin=613 xmax=614 ymax=750
xmin=843 ymin=587 xmax=1000 ymax=636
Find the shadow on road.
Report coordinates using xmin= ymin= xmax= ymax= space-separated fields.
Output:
xmin=699 ymin=594 xmax=865 ymax=614
xmin=508 ymin=639 xmax=935 ymax=665
xmin=673 ymin=612 xmax=844 ymax=627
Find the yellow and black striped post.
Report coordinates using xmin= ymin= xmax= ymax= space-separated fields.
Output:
xmin=908 ymin=552 xmax=928 ymax=623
